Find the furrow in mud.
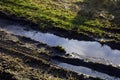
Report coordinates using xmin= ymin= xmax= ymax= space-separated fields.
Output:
xmin=0 ymin=30 xmax=102 ymax=80
xmin=52 ymin=56 xmax=120 ymax=78
xmin=0 ymin=42 xmax=100 ymax=80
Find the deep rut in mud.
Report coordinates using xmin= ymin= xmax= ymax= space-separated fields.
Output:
xmin=0 ymin=18 xmax=120 ymax=80
xmin=0 ymin=30 xmax=102 ymax=80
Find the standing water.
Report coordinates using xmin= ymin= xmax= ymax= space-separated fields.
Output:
xmin=0 ymin=18 xmax=120 ymax=80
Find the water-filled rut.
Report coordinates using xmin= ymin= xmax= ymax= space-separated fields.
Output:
xmin=0 ymin=18 xmax=120 ymax=80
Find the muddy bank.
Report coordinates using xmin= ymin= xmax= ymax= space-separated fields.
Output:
xmin=0 ymin=11 xmax=94 ymax=41
xmin=0 ymin=18 xmax=120 ymax=79
xmin=99 ymin=41 xmax=120 ymax=50
xmin=0 ymin=11 xmax=119 ymax=50
xmin=52 ymin=56 xmax=120 ymax=78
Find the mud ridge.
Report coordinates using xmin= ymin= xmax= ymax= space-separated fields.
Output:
xmin=52 ymin=56 xmax=120 ymax=78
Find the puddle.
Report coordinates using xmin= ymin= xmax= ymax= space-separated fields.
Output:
xmin=52 ymin=60 xmax=120 ymax=80
xmin=0 ymin=19 xmax=120 ymax=66
xmin=0 ymin=18 xmax=120 ymax=79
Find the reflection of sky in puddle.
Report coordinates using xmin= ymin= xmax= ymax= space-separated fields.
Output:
xmin=0 ymin=20 xmax=120 ymax=66
xmin=52 ymin=60 xmax=120 ymax=80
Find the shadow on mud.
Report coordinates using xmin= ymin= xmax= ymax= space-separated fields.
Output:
xmin=0 ymin=71 xmax=16 ymax=80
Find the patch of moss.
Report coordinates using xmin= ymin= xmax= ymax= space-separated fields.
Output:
xmin=55 ymin=45 xmax=66 ymax=53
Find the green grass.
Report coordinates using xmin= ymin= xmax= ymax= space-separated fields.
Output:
xmin=0 ymin=0 xmax=119 ymax=41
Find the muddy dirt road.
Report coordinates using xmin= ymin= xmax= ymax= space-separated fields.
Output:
xmin=0 ymin=29 xmax=102 ymax=80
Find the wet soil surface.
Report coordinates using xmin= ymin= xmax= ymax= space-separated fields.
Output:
xmin=52 ymin=56 xmax=120 ymax=78
xmin=0 ymin=18 xmax=120 ymax=80
xmin=0 ymin=30 xmax=102 ymax=80
xmin=0 ymin=11 xmax=119 ymax=50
